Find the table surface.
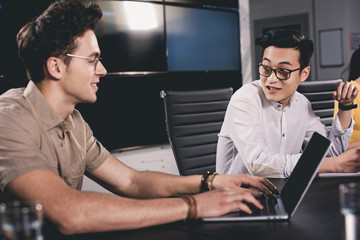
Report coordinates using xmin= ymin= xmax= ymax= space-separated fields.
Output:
xmin=46 ymin=177 xmax=360 ymax=240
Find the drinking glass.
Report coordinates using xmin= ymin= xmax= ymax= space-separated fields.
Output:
xmin=339 ymin=182 xmax=360 ymax=240
xmin=0 ymin=200 xmax=43 ymax=240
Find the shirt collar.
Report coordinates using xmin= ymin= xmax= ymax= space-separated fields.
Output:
xmin=269 ymin=94 xmax=298 ymax=111
xmin=258 ymin=80 xmax=298 ymax=111
xmin=23 ymin=81 xmax=74 ymax=131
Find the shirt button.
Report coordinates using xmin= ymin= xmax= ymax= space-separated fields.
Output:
xmin=282 ymin=134 xmax=285 ymax=137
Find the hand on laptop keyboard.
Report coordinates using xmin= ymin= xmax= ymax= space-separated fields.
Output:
xmin=240 ymin=193 xmax=278 ymax=216
xmin=210 ymin=174 xmax=279 ymax=198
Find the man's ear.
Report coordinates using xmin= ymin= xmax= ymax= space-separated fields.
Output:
xmin=300 ymin=66 xmax=311 ymax=83
xmin=46 ymin=57 xmax=64 ymax=80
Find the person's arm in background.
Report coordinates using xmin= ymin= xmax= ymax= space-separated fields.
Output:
xmin=319 ymin=81 xmax=360 ymax=172
xmin=334 ymin=81 xmax=360 ymax=150
xmin=348 ymin=141 xmax=360 ymax=149
xmin=333 ymin=81 xmax=359 ymax=130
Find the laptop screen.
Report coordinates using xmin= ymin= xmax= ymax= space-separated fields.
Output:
xmin=280 ymin=132 xmax=330 ymax=216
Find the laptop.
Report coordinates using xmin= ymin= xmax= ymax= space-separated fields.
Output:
xmin=203 ymin=131 xmax=331 ymax=222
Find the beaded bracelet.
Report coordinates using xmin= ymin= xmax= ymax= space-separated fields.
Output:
xmin=180 ymin=195 xmax=198 ymax=220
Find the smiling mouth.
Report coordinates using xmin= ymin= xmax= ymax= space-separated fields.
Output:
xmin=267 ymin=86 xmax=281 ymax=91
xmin=91 ymin=83 xmax=98 ymax=90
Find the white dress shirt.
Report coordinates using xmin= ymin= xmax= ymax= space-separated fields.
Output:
xmin=216 ymin=80 xmax=353 ymax=178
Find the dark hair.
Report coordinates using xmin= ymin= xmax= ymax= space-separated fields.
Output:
xmin=17 ymin=0 xmax=102 ymax=83
xmin=342 ymin=48 xmax=360 ymax=82
xmin=258 ymin=28 xmax=314 ymax=69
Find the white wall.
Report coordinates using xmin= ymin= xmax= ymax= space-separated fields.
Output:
xmin=314 ymin=0 xmax=346 ymax=80
xmin=249 ymin=0 xmax=315 ymax=80
xmin=247 ymin=0 xmax=359 ymax=81
xmin=239 ymin=0 xmax=253 ymax=84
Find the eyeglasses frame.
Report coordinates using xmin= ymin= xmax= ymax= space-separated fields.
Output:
xmin=258 ymin=63 xmax=303 ymax=80
xmin=65 ymin=53 xmax=102 ymax=70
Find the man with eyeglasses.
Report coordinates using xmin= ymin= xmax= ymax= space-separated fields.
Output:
xmin=0 ymin=0 xmax=279 ymax=236
xmin=216 ymin=28 xmax=360 ymax=178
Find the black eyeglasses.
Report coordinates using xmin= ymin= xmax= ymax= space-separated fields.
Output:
xmin=258 ymin=63 xmax=303 ymax=80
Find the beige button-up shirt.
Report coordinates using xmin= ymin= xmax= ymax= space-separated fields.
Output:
xmin=0 ymin=81 xmax=109 ymax=193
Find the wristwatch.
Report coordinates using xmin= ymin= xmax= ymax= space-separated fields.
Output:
xmin=338 ymin=102 xmax=358 ymax=111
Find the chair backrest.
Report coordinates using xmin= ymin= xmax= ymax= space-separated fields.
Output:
xmin=160 ymin=88 xmax=233 ymax=176
xmin=297 ymin=79 xmax=342 ymax=127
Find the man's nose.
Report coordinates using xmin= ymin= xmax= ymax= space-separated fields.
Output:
xmin=266 ymin=70 xmax=279 ymax=83
xmin=96 ymin=61 xmax=107 ymax=76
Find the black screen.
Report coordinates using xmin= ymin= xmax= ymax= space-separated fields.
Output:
xmin=95 ymin=1 xmax=167 ymax=72
xmin=281 ymin=132 xmax=330 ymax=216
xmin=166 ymin=5 xmax=240 ymax=71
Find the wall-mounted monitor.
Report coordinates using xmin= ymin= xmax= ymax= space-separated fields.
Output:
xmin=95 ymin=1 xmax=167 ymax=73
xmin=165 ymin=6 xmax=240 ymax=71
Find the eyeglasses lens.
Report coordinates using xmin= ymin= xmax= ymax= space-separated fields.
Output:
xmin=259 ymin=65 xmax=290 ymax=80
xmin=259 ymin=65 xmax=271 ymax=76
xmin=276 ymin=69 xmax=290 ymax=80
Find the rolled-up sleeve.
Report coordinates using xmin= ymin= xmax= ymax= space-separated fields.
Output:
xmin=326 ymin=115 xmax=353 ymax=156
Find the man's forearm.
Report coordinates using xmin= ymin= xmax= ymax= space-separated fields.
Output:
xmin=318 ymin=157 xmax=337 ymax=173
xmin=7 ymin=169 xmax=189 ymax=235
xmin=128 ymin=171 xmax=202 ymax=198
xmin=348 ymin=140 xmax=360 ymax=150
xmin=337 ymin=109 xmax=352 ymax=130
xmin=89 ymin=155 xmax=202 ymax=199
xmin=58 ymin=192 xmax=188 ymax=234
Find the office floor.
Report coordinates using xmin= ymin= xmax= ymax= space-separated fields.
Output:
xmin=81 ymin=144 xmax=179 ymax=193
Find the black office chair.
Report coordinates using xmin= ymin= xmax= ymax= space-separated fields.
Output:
xmin=160 ymin=88 xmax=233 ymax=176
xmin=297 ymin=79 xmax=342 ymax=127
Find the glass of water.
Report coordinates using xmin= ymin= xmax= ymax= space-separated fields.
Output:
xmin=0 ymin=200 xmax=43 ymax=240
xmin=339 ymin=182 xmax=360 ymax=240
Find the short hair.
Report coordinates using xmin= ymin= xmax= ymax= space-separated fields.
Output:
xmin=257 ymin=29 xmax=314 ymax=69
xmin=16 ymin=0 xmax=102 ymax=83
xmin=347 ymin=47 xmax=360 ymax=81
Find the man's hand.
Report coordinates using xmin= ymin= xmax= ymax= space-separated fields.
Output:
xmin=320 ymin=148 xmax=360 ymax=173
xmin=194 ymin=188 xmax=262 ymax=217
xmin=211 ymin=174 xmax=279 ymax=197
xmin=333 ymin=81 xmax=359 ymax=105
xmin=333 ymin=81 xmax=358 ymax=130
xmin=194 ymin=175 xmax=278 ymax=217
xmin=333 ymin=148 xmax=360 ymax=173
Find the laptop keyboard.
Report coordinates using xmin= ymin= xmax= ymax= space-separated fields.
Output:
xmin=240 ymin=194 xmax=278 ymax=216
